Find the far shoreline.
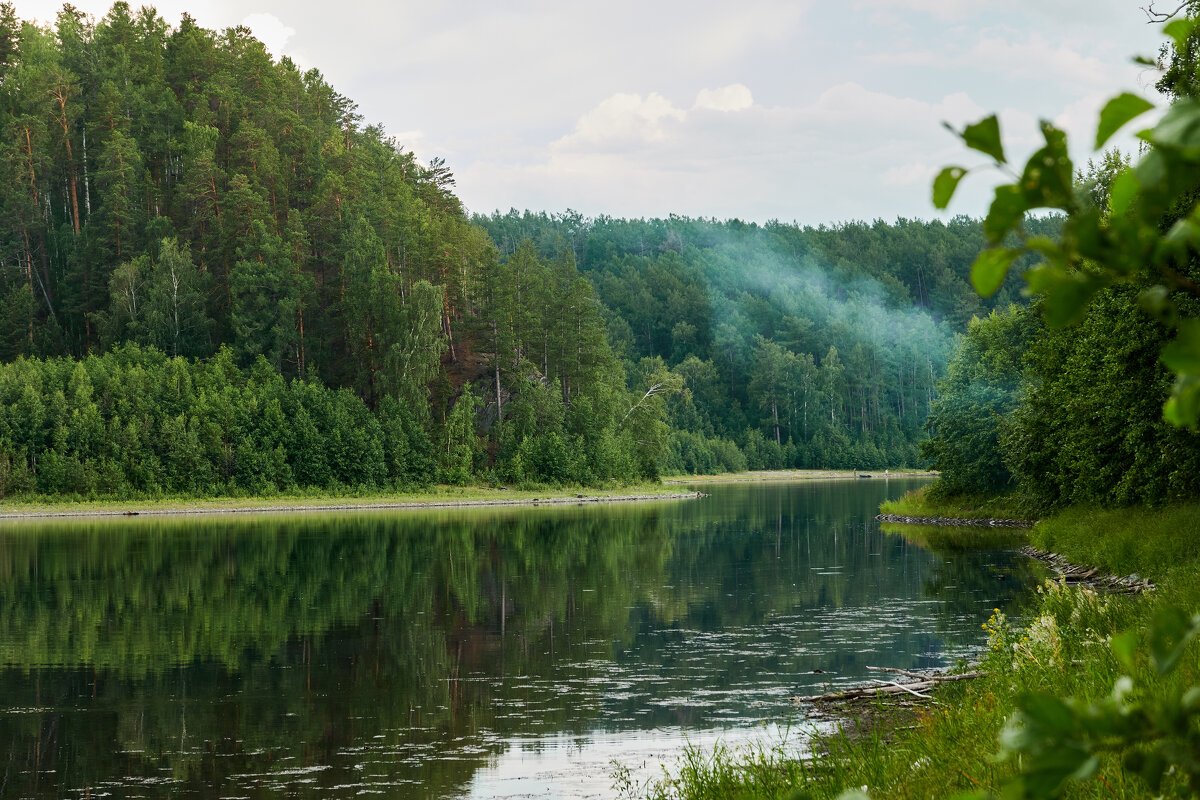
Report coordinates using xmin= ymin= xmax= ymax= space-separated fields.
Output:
xmin=0 ymin=469 xmax=936 ymax=522
xmin=0 ymin=487 xmax=703 ymax=522
xmin=662 ymin=468 xmax=937 ymax=484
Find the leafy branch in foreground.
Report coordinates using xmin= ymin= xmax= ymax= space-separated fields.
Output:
xmin=934 ymin=17 xmax=1200 ymax=427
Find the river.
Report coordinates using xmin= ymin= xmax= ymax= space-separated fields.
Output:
xmin=0 ymin=478 xmax=1040 ymax=798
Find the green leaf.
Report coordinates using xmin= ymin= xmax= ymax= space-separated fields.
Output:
xmin=1019 ymin=123 xmax=1073 ymax=209
xmin=1022 ymin=746 xmax=1096 ymax=797
xmin=983 ymin=185 xmax=1027 ymax=242
xmin=1064 ymin=209 xmax=1104 ymax=260
xmin=1150 ymin=99 xmax=1200 ymax=152
xmin=1024 ymin=263 xmax=1068 ymax=293
xmin=971 ymin=249 xmax=1018 ymax=297
xmin=933 ymin=166 xmax=968 ymax=209
xmin=1111 ymin=630 xmax=1138 ymax=671
xmin=1148 ymin=606 xmax=1200 ymax=675
xmin=1138 ymin=285 xmax=1176 ymax=325
xmin=1043 ymin=277 xmax=1104 ymax=328
xmin=1162 ymin=319 xmax=1200 ymax=374
xmin=1165 ymin=375 xmax=1200 ymax=427
xmin=1095 ymin=93 xmax=1154 ymax=149
xmin=1165 ymin=18 xmax=1198 ymax=54
xmin=1020 ymin=693 xmax=1077 ymax=734
xmin=1024 ymin=236 xmax=1069 ymax=273
xmin=834 ymin=791 xmax=870 ymax=800
xmin=956 ymin=114 xmax=1006 ymax=163
xmin=1108 ymin=168 xmax=1138 ymax=217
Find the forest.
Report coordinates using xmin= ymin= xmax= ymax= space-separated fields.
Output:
xmin=0 ymin=1 xmax=1080 ymax=501
xmin=0 ymin=1 xmax=1055 ymax=498
xmin=919 ymin=41 xmax=1200 ymax=514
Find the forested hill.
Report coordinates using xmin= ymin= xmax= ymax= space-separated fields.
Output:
xmin=476 ymin=213 xmax=1057 ymax=471
xmin=0 ymin=2 xmax=1038 ymax=497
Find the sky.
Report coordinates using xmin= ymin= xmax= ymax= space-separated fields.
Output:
xmin=10 ymin=0 xmax=1173 ymax=224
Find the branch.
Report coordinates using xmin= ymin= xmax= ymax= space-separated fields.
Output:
xmin=1143 ymin=1 xmax=1190 ymax=22
xmin=1162 ymin=265 xmax=1200 ymax=298
xmin=620 ymin=381 xmax=669 ymax=425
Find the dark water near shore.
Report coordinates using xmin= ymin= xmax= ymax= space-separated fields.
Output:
xmin=0 ymin=479 xmax=1040 ymax=798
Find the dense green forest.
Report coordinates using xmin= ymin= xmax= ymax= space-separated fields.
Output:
xmin=0 ymin=2 xmax=1055 ymax=497
xmin=477 ymin=212 xmax=1058 ymax=472
xmin=920 ymin=27 xmax=1200 ymax=514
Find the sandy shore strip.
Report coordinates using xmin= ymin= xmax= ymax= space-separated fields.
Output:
xmin=663 ymin=469 xmax=937 ymax=484
xmin=0 ymin=491 xmax=706 ymax=521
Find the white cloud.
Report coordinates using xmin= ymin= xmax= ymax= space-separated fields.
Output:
xmin=970 ymin=32 xmax=1115 ymax=89
xmin=464 ymin=83 xmax=1008 ymax=221
xmin=881 ymin=162 xmax=934 ymax=187
xmin=850 ymin=0 xmax=996 ymax=22
xmin=558 ymin=93 xmax=687 ymax=150
xmin=694 ymin=84 xmax=755 ymax=112
xmin=241 ymin=12 xmax=295 ymax=58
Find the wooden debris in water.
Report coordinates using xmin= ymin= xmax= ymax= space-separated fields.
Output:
xmin=875 ymin=513 xmax=1031 ymax=528
xmin=793 ymin=668 xmax=981 ymax=705
xmin=1020 ymin=546 xmax=1155 ymax=593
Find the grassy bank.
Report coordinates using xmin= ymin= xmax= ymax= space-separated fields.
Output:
xmin=627 ymin=501 xmax=1200 ymax=799
xmin=0 ymin=481 xmax=690 ymax=519
xmin=879 ymin=483 xmax=1031 ymax=521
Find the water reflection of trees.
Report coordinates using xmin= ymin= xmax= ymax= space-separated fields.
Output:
xmin=0 ymin=480 xmax=1033 ymax=798
xmin=880 ymin=522 xmax=1048 ymax=639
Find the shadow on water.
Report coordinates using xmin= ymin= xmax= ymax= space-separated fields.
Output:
xmin=0 ymin=478 xmax=1040 ymax=798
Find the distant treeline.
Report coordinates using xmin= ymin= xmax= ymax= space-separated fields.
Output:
xmin=478 ymin=212 xmax=1059 ymax=472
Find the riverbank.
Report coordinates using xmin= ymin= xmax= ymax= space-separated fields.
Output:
xmin=662 ymin=468 xmax=937 ymax=484
xmin=0 ymin=483 xmax=699 ymax=521
xmin=878 ymin=484 xmax=1031 ymax=521
xmin=630 ymin=498 xmax=1200 ymax=799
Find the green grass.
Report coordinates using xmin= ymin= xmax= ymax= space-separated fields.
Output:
xmin=627 ymin=501 xmax=1200 ymax=799
xmin=879 ymin=483 xmax=1031 ymax=521
xmin=0 ymin=480 xmax=684 ymax=517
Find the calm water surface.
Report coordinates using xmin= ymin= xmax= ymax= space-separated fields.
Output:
xmin=0 ymin=479 xmax=1040 ymax=798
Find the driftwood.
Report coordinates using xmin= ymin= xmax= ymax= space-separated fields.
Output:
xmin=793 ymin=668 xmax=982 ymax=705
xmin=865 ymin=665 xmax=981 ymax=682
xmin=1020 ymin=546 xmax=1155 ymax=594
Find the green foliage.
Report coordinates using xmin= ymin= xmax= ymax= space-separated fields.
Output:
xmin=0 ymin=345 xmax=442 ymax=498
xmin=920 ymin=305 xmax=1039 ymax=496
xmin=477 ymin=212 xmax=1032 ymax=472
xmin=994 ymin=606 xmax=1200 ymax=799
xmin=1003 ymin=287 xmax=1200 ymax=510
xmin=938 ymin=70 xmax=1200 ymax=429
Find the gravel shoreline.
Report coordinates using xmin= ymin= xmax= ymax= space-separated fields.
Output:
xmin=0 ymin=491 xmax=707 ymax=521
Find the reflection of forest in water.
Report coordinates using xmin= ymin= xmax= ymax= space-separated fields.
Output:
xmin=0 ymin=479 xmax=1041 ymax=798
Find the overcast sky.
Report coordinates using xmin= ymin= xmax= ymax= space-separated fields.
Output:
xmin=12 ymin=0 xmax=1172 ymax=224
